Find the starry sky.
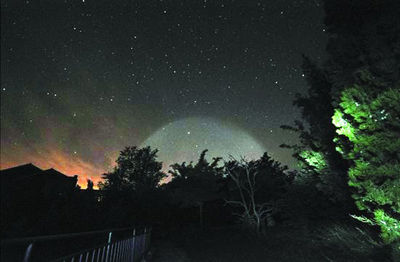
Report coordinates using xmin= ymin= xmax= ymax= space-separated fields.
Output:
xmin=1 ymin=0 xmax=327 ymax=187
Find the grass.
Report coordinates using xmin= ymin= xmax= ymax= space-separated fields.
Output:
xmin=152 ymin=221 xmax=392 ymax=262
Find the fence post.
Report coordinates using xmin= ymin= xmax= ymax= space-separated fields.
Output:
xmin=147 ymin=227 xmax=152 ymax=252
xmin=23 ymin=242 xmax=33 ymax=262
xmin=131 ymin=229 xmax=136 ymax=262
xmin=142 ymin=227 xmax=147 ymax=254
xmin=12 ymin=226 xmax=149 ymax=262
xmin=105 ymin=232 xmax=112 ymax=261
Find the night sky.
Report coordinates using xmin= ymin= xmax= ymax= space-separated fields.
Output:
xmin=1 ymin=0 xmax=327 ymax=187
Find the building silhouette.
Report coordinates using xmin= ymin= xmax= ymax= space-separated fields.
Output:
xmin=0 ymin=163 xmax=79 ymax=237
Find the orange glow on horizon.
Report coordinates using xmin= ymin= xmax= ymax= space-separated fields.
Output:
xmin=0 ymin=148 xmax=179 ymax=188
xmin=1 ymin=149 xmax=108 ymax=189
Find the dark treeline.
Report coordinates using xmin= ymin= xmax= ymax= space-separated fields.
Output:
xmin=0 ymin=144 xmax=395 ymax=261
xmin=0 ymin=147 xmax=302 ymax=236
xmin=97 ymin=146 xmax=296 ymax=232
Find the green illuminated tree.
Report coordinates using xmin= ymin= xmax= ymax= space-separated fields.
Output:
xmin=282 ymin=0 xmax=400 ymax=257
xmin=281 ymin=57 xmax=349 ymax=204
xmin=322 ymin=0 xmax=400 ymax=250
xmin=332 ymin=73 xmax=400 ymax=244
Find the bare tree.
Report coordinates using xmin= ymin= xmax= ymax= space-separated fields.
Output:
xmin=225 ymin=157 xmax=275 ymax=234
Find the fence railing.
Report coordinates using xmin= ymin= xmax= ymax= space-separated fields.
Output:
xmin=1 ymin=226 xmax=151 ymax=262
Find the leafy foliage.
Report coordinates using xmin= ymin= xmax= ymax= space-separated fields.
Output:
xmin=224 ymin=153 xmax=290 ymax=232
xmin=323 ymin=0 xmax=400 ymax=93
xmin=167 ymin=149 xmax=224 ymax=226
xmin=281 ymin=57 xmax=349 ymax=203
xmin=324 ymin=0 xmax=400 ymax=248
xmin=168 ymin=149 xmax=224 ymax=205
xmin=100 ymin=146 xmax=166 ymax=192
xmin=332 ymin=77 xmax=400 ymax=243
xmin=283 ymin=1 xmax=400 ymax=249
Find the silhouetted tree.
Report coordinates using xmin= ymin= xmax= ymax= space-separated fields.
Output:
xmin=167 ymin=149 xmax=224 ymax=227
xmin=280 ymin=56 xmax=349 ymax=204
xmin=225 ymin=153 xmax=290 ymax=233
xmin=86 ymin=179 xmax=94 ymax=191
xmin=98 ymin=146 xmax=166 ymax=227
xmin=323 ymin=0 xmax=400 ymax=94
xmin=101 ymin=146 xmax=166 ymax=193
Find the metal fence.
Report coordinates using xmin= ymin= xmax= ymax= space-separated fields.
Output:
xmin=1 ymin=227 xmax=151 ymax=262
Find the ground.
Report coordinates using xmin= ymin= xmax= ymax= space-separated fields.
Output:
xmin=151 ymin=223 xmax=392 ymax=262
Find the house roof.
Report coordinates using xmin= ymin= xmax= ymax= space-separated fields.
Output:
xmin=0 ymin=163 xmax=43 ymax=181
xmin=1 ymin=163 xmax=42 ymax=173
xmin=42 ymin=168 xmax=69 ymax=177
xmin=1 ymin=163 xmax=77 ymax=183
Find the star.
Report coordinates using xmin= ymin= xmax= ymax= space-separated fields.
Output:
xmin=0 ymin=0 xmax=325 ymax=184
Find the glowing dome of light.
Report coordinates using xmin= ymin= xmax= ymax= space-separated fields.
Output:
xmin=141 ymin=117 xmax=266 ymax=169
